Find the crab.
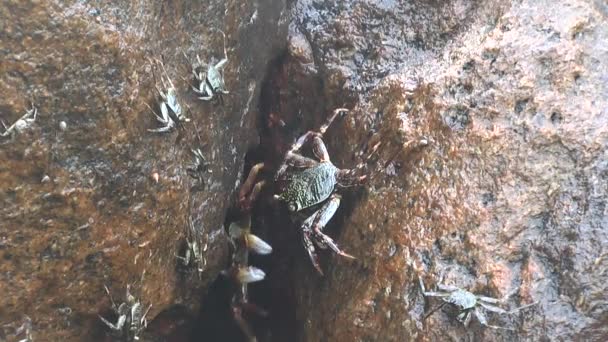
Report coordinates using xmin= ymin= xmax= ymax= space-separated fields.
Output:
xmin=419 ymin=278 xmax=538 ymax=330
xmin=238 ymin=108 xmax=370 ymax=275
xmin=147 ymin=60 xmax=189 ymax=133
xmin=186 ymin=147 xmax=211 ymax=187
xmin=99 ymin=285 xmax=152 ymax=341
xmin=1 ymin=104 xmax=37 ymax=137
xmin=190 ymin=29 xmax=229 ymax=103
xmin=176 ymin=237 xmax=207 ymax=276
xmin=222 ymin=214 xmax=271 ymax=342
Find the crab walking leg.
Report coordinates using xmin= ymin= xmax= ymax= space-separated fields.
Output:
xmin=311 ymin=135 xmax=330 ymax=162
xmin=285 ymin=152 xmax=319 ymax=168
xmin=308 ymin=194 xmax=355 ymax=259
xmin=473 ymin=309 xmax=514 ymax=330
xmin=418 ymin=278 xmax=451 ymax=298
xmin=276 ymin=108 xmax=348 ymax=179
xmin=479 ymin=301 xmax=538 ymax=315
xmin=302 ymin=222 xmax=324 ymax=275
xmin=239 ymin=163 xmax=266 ymax=208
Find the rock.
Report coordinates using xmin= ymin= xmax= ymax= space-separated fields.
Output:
xmin=265 ymin=0 xmax=607 ymax=341
xmin=0 ymin=0 xmax=288 ymax=340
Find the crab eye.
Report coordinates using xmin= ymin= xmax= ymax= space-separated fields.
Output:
xmin=288 ymin=203 xmax=297 ymax=212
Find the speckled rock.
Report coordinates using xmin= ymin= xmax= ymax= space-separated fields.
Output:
xmin=0 ymin=0 xmax=287 ymax=340
xmin=272 ymin=0 xmax=608 ymax=341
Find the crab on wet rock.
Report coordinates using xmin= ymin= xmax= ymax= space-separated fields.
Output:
xmin=147 ymin=60 xmax=189 ymax=133
xmin=419 ymin=278 xmax=538 ymax=330
xmin=99 ymin=284 xmax=151 ymax=341
xmin=238 ymin=108 xmax=367 ymax=274
xmin=190 ymin=29 xmax=230 ymax=103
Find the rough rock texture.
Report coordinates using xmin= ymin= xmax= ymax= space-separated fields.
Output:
xmin=0 ymin=0 xmax=287 ymax=340
xmin=260 ymin=0 xmax=607 ymax=341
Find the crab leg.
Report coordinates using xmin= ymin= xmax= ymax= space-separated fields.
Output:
xmin=301 ymin=194 xmax=354 ymax=274
xmin=479 ymin=301 xmax=537 ymax=314
xmin=276 ymin=108 xmax=348 ymax=180
xmin=473 ymin=309 xmax=514 ymax=330
xmin=423 ymin=302 xmax=447 ymax=320
xmin=311 ymin=136 xmax=330 ymax=162
xmin=285 ymin=152 xmax=318 ymax=168
xmin=239 ymin=163 xmax=266 ymax=209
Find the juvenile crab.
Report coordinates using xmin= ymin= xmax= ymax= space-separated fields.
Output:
xmin=176 ymin=237 xmax=207 ymax=276
xmin=1 ymin=104 xmax=37 ymax=137
xmin=99 ymin=284 xmax=152 ymax=341
xmin=186 ymin=147 xmax=211 ymax=188
xmin=190 ymin=29 xmax=229 ymax=103
xmin=419 ymin=278 xmax=537 ymax=330
xmin=147 ymin=60 xmax=189 ymax=133
xmin=238 ymin=108 xmax=368 ymax=274
xmin=222 ymin=214 xmax=271 ymax=342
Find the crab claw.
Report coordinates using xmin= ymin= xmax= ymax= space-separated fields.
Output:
xmin=229 ymin=218 xmax=272 ymax=255
xmin=245 ymin=234 xmax=273 ymax=255
xmin=230 ymin=266 xmax=266 ymax=283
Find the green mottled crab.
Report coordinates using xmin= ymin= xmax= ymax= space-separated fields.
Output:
xmin=419 ymin=278 xmax=537 ymax=330
xmin=238 ymin=108 xmax=366 ymax=274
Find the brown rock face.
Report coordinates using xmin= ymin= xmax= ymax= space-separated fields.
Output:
xmin=0 ymin=0 xmax=287 ymax=340
xmin=249 ymin=0 xmax=607 ymax=341
xmin=2 ymin=0 xmax=608 ymax=341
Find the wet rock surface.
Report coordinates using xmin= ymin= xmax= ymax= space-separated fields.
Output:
xmin=248 ymin=0 xmax=607 ymax=341
xmin=0 ymin=0 xmax=287 ymax=340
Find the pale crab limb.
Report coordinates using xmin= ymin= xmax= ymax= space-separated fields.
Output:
xmin=104 ymin=285 xmax=118 ymax=310
xmin=461 ymin=310 xmax=473 ymax=327
xmin=1 ymin=105 xmax=37 ymax=137
xmin=437 ymin=283 xmax=463 ymax=292
xmin=275 ymin=108 xmax=348 ymax=180
xmin=99 ymin=314 xmax=126 ymax=332
xmin=229 ymin=218 xmax=273 ymax=255
xmin=473 ymin=309 xmax=515 ymax=330
xmin=418 ymin=279 xmax=452 ymax=298
xmin=479 ymin=301 xmax=538 ymax=315
xmin=197 ymin=84 xmax=214 ymax=101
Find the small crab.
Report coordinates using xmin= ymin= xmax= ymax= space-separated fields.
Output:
xmin=147 ymin=60 xmax=189 ymax=133
xmin=1 ymin=104 xmax=37 ymax=137
xmin=99 ymin=285 xmax=152 ymax=341
xmin=186 ymin=147 xmax=211 ymax=187
xmin=222 ymin=214 xmax=271 ymax=342
xmin=238 ymin=108 xmax=370 ymax=275
xmin=419 ymin=278 xmax=537 ymax=330
xmin=190 ymin=29 xmax=229 ymax=103
xmin=176 ymin=237 xmax=207 ymax=276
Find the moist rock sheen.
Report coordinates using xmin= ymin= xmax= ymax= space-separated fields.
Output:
xmin=0 ymin=0 xmax=287 ymax=340
xmin=283 ymin=0 xmax=608 ymax=341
